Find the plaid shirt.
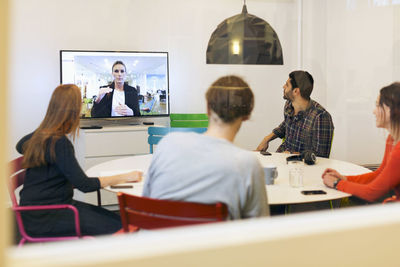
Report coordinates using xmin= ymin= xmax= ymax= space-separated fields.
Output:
xmin=273 ymin=100 xmax=334 ymax=158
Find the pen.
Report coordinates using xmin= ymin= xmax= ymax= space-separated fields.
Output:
xmin=110 ymin=185 xmax=134 ymax=189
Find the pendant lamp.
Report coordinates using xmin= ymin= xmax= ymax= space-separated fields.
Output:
xmin=206 ymin=1 xmax=283 ymax=65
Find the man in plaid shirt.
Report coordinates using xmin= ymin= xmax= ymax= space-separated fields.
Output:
xmin=256 ymin=71 xmax=334 ymax=158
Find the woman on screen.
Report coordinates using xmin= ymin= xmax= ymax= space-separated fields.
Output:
xmin=16 ymin=84 xmax=142 ymax=236
xmin=322 ymin=82 xmax=400 ymax=203
xmin=91 ymin=60 xmax=141 ymax=118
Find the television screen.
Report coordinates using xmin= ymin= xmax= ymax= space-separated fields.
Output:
xmin=60 ymin=50 xmax=169 ymax=119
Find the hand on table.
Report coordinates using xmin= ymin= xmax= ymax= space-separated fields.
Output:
xmin=122 ymin=170 xmax=143 ymax=183
xmin=256 ymin=138 xmax=270 ymax=151
xmin=99 ymin=170 xmax=143 ymax=188
xmin=322 ymin=175 xmax=338 ymax=188
xmin=283 ymin=151 xmax=300 ymax=154
xmin=322 ymin=168 xmax=345 ymax=188
xmin=322 ymin=168 xmax=346 ymax=180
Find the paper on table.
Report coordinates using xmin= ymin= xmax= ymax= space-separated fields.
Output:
xmin=100 ymin=169 xmax=146 ymax=186
xmin=100 ymin=169 xmax=145 ymax=177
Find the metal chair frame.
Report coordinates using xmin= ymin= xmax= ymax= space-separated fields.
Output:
xmin=8 ymin=156 xmax=86 ymax=246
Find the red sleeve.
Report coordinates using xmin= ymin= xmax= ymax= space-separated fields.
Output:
xmin=337 ymin=139 xmax=400 ymax=202
xmin=345 ymin=136 xmax=391 ymax=184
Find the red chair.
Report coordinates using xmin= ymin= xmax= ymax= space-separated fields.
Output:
xmin=117 ymin=192 xmax=228 ymax=232
xmin=8 ymin=156 xmax=87 ymax=246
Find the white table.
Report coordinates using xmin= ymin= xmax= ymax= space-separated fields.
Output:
xmin=86 ymin=152 xmax=371 ymax=205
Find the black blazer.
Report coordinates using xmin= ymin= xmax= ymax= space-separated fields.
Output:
xmin=91 ymin=82 xmax=141 ymax=118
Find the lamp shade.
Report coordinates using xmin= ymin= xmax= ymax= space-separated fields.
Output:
xmin=206 ymin=5 xmax=283 ymax=65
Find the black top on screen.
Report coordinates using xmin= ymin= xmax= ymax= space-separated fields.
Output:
xmin=59 ymin=50 xmax=170 ymax=119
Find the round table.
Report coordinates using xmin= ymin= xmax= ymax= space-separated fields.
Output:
xmin=86 ymin=152 xmax=371 ymax=205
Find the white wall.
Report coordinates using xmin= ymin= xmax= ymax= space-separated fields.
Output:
xmin=8 ymin=0 xmax=299 ymax=159
xmin=8 ymin=0 xmax=400 ymax=164
xmin=324 ymin=0 xmax=400 ymax=163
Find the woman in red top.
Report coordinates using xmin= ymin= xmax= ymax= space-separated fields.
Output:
xmin=322 ymin=82 xmax=400 ymax=202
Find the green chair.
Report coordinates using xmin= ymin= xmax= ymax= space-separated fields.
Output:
xmin=170 ymin=113 xmax=208 ymax=128
xmin=147 ymin=126 xmax=207 ymax=154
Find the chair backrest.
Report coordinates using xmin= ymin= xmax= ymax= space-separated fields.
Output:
xmin=8 ymin=156 xmax=26 ymax=207
xmin=170 ymin=113 xmax=209 ymax=128
xmin=147 ymin=126 xmax=207 ymax=153
xmin=8 ymin=156 xmax=85 ymax=246
xmin=117 ymin=193 xmax=228 ymax=231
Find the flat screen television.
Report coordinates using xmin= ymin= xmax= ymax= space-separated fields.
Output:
xmin=60 ymin=50 xmax=169 ymax=120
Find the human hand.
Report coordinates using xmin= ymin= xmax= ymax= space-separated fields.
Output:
xmin=322 ymin=168 xmax=345 ymax=180
xmin=322 ymin=174 xmax=339 ymax=188
xmin=99 ymin=87 xmax=113 ymax=96
xmin=285 ymin=151 xmax=300 ymax=155
xmin=99 ymin=170 xmax=143 ymax=188
xmin=115 ymin=103 xmax=133 ymax=116
xmin=123 ymin=170 xmax=143 ymax=183
xmin=96 ymin=87 xmax=113 ymax=102
xmin=256 ymin=138 xmax=270 ymax=151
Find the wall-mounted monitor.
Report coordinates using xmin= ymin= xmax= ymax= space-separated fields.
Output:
xmin=60 ymin=50 xmax=169 ymax=119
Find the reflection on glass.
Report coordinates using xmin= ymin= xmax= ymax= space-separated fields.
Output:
xmin=206 ymin=4 xmax=283 ymax=65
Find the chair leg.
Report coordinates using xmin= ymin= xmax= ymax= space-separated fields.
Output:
xmin=18 ymin=238 xmax=26 ymax=247
xmin=285 ymin=205 xmax=290 ymax=214
xmin=97 ymin=189 xmax=102 ymax=206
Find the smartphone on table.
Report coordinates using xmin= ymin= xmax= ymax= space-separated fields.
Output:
xmin=301 ymin=190 xmax=327 ymax=195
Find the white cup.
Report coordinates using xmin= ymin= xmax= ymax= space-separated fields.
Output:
xmin=263 ymin=165 xmax=278 ymax=185
xmin=288 ymin=160 xmax=304 ymax=187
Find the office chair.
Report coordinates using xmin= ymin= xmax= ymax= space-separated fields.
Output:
xmin=170 ymin=113 xmax=209 ymax=128
xmin=147 ymin=126 xmax=207 ymax=153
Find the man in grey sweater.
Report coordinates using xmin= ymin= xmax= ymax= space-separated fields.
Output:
xmin=143 ymin=76 xmax=269 ymax=219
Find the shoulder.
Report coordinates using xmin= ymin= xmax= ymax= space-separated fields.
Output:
xmin=310 ymin=100 xmax=328 ymax=113
xmin=391 ymin=137 xmax=400 ymax=155
xmin=386 ymin=141 xmax=400 ymax=166
xmin=309 ymin=100 xmax=332 ymax=120
xmin=16 ymin=132 xmax=34 ymax=153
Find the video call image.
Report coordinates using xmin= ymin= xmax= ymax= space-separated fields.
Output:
xmin=60 ymin=51 xmax=169 ymax=118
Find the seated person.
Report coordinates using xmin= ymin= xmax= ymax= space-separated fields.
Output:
xmin=256 ymin=70 xmax=334 ymax=158
xmin=91 ymin=60 xmax=140 ymax=118
xmin=322 ymin=82 xmax=400 ymax=202
xmin=143 ymin=75 xmax=269 ymax=219
xmin=140 ymin=95 xmax=154 ymax=113
xmin=17 ymin=84 xmax=142 ymax=237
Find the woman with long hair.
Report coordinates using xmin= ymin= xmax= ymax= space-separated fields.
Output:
xmin=322 ymin=82 xmax=400 ymax=202
xmin=17 ymin=84 xmax=141 ymax=236
xmin=91 ymin=60 xmax=141 ymax=118
xmin=143 ymin=75 xmax=269 ymax=219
